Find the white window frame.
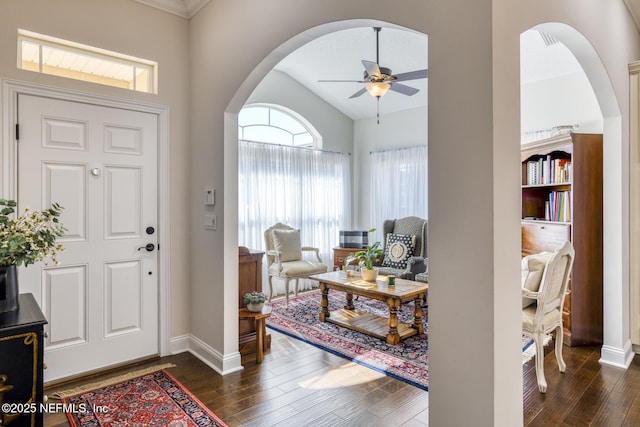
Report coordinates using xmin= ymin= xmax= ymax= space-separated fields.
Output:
xmin=238 ymin=103 xmax=322 ymax=148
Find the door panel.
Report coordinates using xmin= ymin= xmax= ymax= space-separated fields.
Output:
xmin=18 ymin=94 xmax=159 ymax=381
xmin=104 ymin=260 xmax=142 ymax=336
xmin=105 ymin=166 xmax=142 ymax=238
xmin=43 ymin=265 xmax=87 ymax=349
xmin=42 ymin=162 xmax=87 ymax=241
xmin=43 ymin=117 xmax=87 ymax=151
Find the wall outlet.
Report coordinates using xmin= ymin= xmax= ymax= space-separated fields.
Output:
xmin=204 ymin=214 xmax=216 ymax=230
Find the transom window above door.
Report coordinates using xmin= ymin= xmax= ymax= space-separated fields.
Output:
xmin=18 ymin=29 xmax=157 ymax=94
xmin=238 ymin=104 xmax=321 ymax=148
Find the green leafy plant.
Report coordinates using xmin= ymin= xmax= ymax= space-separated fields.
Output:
xmin=243 ymin=291 xmax=268 ymax=305
xmin=0 ymin=199 xmax=66 ymax=267
xmin=354 ymin=228 xmax=383 ymax=270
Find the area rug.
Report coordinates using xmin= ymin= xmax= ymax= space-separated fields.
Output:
xmin=267 ymin=290 xmax=543 ymax=391
xmin=60 ymin=369 xmax=227 ymax=427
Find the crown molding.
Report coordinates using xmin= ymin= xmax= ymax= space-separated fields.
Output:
xmin=133 ymin=0 xmax=210 ymax=19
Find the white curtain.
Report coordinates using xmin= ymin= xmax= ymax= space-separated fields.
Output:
xmin=370 ymin=145 xmax=427 ymax=244
xmin=238 ymin=140 xmax=351 ymax=295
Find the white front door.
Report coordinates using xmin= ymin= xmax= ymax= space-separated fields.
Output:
xmin=17 ymin=94 xmax=159 ymax=382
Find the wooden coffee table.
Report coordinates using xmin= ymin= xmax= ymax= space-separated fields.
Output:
xmin=310 ymin=271 xmax=428 ymax=345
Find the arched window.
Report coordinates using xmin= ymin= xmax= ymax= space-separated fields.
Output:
xmin=238 ymin=104 xmax=321 ymax=148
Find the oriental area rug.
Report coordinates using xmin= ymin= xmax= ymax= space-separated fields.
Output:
xmin=267 ymin=289 xmax=542 ymax=391
xmin=58 ymin=368 xmax=227 ymax=427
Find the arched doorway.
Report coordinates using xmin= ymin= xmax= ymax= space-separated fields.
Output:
xmin=223 ymin=19 xmax=429 ymax=365
xmin=521 ymin=22 xmax=629 ymax=367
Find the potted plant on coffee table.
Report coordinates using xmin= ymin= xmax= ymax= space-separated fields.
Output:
xmin=354 ymin=229 xmax=383 ymax=282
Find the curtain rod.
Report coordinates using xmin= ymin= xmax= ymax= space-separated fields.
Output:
xmin=240 ymin=139 xmax=351 ymax=156
xmin=370 ymin=144 xmax=427 ymax=155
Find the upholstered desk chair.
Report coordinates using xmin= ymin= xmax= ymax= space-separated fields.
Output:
xmin=522 ymin=240 xmax=575 ymax=393
xmin=264 ymin=223 xmax=327 ymax=308
xmin=375 ymin=216 xmax=428 ymax=280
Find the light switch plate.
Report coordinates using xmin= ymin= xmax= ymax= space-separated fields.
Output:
xmin=204 ymin=214 xmax=216 ymax=230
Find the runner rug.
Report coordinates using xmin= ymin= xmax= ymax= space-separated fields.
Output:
xmin=59 ymin=368 xmax=227 ymax=427
xmin=266 ymin=289 xmax=542 ymax=391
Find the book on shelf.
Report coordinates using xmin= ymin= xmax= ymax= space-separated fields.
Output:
xmin=526 ymin=157 xmax=572 ymax=185
xmin=548 ymin=190 xmax=571 ymax=222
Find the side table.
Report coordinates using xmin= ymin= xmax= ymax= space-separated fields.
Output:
xmin=238 ymin=306 xmax=272 ymax=363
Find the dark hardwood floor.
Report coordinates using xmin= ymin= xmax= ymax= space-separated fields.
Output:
xmin=43 ymin=330 xmax=640 ymax=426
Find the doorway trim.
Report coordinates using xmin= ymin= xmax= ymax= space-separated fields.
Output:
xmin=1 ymin=78 xmax=171 ymax=359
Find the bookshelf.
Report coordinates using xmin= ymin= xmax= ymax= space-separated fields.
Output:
xmin=521 ymin=133 xmax=603 ymax=346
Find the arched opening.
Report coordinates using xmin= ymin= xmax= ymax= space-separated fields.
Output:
xmin=520 ymin=22 xmax=629 ymax=367
xmin=223 ymin=19 xmax=429 ymax=372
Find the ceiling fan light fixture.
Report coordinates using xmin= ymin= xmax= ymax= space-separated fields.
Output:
xmin=366 ymin=82 xmax=391 ymax=97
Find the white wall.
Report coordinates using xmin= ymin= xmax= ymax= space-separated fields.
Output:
xmin=0 ymin=0 xmax=191 ymax=338
xmin=522 ymin=71 xmax=603 ymax=133
xmin=353 ymin=106 xmax=427 ymax=229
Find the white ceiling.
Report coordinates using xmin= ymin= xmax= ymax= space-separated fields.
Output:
xmin=274 ymin=27 xmax=428 ymax=121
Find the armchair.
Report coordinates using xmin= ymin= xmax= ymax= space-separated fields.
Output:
xmin=264 ymin=223 xmax=327 ymax=308
xmin=375 ymin=216 xmax=428 ymax=280
xmin=522 ymin=240 xmax=575 ymax=393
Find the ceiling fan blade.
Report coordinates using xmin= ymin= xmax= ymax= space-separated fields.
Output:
xmin=362 ymin=60 xmax=381 ymax=78
xmin=389 ymin=83 xmax=420 ymax=96
xmin=392 ymin=69 xmax=428 ymax=82
xmin=349 ymin=87 xmax=368 ymax=99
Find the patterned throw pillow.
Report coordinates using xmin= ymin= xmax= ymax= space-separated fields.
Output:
xmin=383 ymin=233 xmax=416 ymax=269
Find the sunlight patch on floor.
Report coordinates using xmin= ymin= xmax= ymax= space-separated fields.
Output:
xmin=298 ymin=361 xmax=385 ymax=389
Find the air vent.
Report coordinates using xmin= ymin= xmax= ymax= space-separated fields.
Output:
xmin=539 ymin=32 xmax=559 ymax=47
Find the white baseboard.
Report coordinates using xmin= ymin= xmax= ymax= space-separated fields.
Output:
xmin=170 ymin=334 xmax=190 ymax=354
xmin=599 ymin=339 xmax=635 ymax=369
xmin=169 ymin=334 xmax=243 ymax=375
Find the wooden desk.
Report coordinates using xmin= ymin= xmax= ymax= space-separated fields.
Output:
xmin=238 ymin=306 xmax=272 ymax=363
xmin=311 ymin=271 xmax=427 ymax=345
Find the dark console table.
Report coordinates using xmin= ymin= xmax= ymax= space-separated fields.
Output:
xmin=0 ymin=293 xmax=47 ymax=427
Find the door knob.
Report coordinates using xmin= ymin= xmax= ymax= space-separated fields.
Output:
xmin=138 ymin=243 xmax=155 ymax=252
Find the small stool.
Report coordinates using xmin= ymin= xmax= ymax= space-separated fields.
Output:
xmin=238 ymin=306 xmax=272 ymax=363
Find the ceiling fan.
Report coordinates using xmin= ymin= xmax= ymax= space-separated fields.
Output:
xmin=319 ymin=27 xmax=428 ymax=99
xmin=319 ymin=27 xmax=428 ymax=122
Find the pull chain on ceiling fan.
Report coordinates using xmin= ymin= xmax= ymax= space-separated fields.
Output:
xmin=319 ymin=27 xmax=428 ymax=123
